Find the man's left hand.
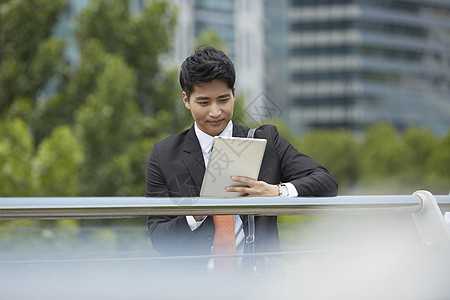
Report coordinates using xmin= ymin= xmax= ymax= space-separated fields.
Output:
xmin=225 ymin=176 xmax=279 ymax=197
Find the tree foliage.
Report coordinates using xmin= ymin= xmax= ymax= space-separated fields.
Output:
xmin=1 ymin=0 xmax=184 ymax=197
xmin=296 ymin=129 xmax=360 ymax=189
xmin=0 ymin=0 xmax=66 ymax=114
xmin=359 ymin=124 xmax=409 ymax=181
xmin=427 ymin=130 xmax=450 ymax=189
xmin=34 ymin=126 xmax=83 ymax=196
xmin=75 ymin=0 xmax=177 ymax=115
xmin=0 ymin=118 xmax=35 ymax=196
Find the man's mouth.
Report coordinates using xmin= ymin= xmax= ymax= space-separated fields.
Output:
xmin=209 ymin=119 xmax=223 ymax=126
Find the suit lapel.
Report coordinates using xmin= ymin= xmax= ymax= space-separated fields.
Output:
xmin=181 ymin=125 xmax=205 ymax=189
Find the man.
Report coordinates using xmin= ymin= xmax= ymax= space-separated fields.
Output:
xmin=145 ymin=46 xmax=338 ymax=270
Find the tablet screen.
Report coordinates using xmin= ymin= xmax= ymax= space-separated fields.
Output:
xmin=200 ymin=136 xmax=267 ymax=198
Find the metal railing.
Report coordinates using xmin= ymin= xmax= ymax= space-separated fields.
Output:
xmin=1 ymin=192 xmax=448 ymax=220
xmin=1 ymin=190 xmax=449 ymax=250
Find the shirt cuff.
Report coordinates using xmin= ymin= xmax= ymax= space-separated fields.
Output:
xmin=284 ymin=182 xmax=298 ymax=197
xmin=186 ymin=216 xmax=207 ymax=231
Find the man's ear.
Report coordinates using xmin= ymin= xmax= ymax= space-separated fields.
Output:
xmin=182 ymin=91 xmax=190 ymax=109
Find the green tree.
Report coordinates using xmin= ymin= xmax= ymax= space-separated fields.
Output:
xmin=296 ymin=129 xmax=360 ymax=192
xmin=402 ymin=127 xmax=437 ymax=184
xmin=68 ymin=0 xmax=184 ymax=196
xmin=145 ymin=67 xmax=191 ymax=137
xmin=360 ymin=124 xmax=407 ymax=175
xmin=0 ymin=118 xmax=35 ymax=196
xmin=1 ymin=0 xmax=185 ymax=197
xmin=74 ymin=52 xmax=142 ymax=195
xmin=101 ymin=138 xmax=159 ymax=196
xmin=36 ymin=0 xmax=183 ymax=139
xmin=33 ymin=39 xmax=109 ymax=142
xmin=33 ymin=126 xmax=83 ymax=196
xmin=75 ymin=0 xmax=178 ymax=115
xmin=427 ymin=129 xmax=450 ymax=193
xmin=0 ymin=0 xmax=66 ymax=114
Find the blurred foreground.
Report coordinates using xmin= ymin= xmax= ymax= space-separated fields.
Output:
xmin=1 ymin=212 xmax=449 ymax=300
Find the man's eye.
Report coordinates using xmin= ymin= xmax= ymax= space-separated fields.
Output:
xmin=220 ymin=98 xmax=229 ymax=102
xmin=199 ymin=101 xmax=209 ymax=105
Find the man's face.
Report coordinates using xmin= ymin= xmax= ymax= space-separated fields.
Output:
xmin=183 ymin=79 xmax=235 ymax=137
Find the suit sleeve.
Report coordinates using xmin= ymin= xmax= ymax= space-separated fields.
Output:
xmin=145 ymin=144 xmax=213 ymax=256
xmin=269 ymin=125 xmax=338 ymax=197
xmin=145 ymin=144 xmax=168 ymax=197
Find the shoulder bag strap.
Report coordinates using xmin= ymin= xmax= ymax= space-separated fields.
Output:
xmin=246 ymin=128 xmax=257 ymax=259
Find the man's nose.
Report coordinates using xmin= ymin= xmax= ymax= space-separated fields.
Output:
xmin=209 ymin=102 xmax=221 ymax=117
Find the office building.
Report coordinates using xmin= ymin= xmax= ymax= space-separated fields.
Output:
xmin=288 ymin=0 xmax=450 ymax=134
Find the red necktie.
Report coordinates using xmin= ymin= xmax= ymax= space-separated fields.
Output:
xmin=212 ymin=215 xmax=237 ymax=273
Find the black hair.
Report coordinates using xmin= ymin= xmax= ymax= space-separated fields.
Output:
xmin=179 ymin=46 xmax=235 ymax=100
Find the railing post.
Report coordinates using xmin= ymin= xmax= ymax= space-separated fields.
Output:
xmin=411 ymin=190 xmax=450 ymax=288
xmin=412 ymin=190 xmax=450 ymax=250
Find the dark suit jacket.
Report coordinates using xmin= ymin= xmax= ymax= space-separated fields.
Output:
xmin=145 ymin=122 xmax=338 ymax=257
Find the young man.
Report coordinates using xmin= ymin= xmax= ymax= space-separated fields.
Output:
xmin=145 ymin=47 xmax=338 ymax=268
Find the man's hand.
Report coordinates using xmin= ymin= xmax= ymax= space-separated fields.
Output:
xmin=226 ymin=176 xmax=279 ymax=197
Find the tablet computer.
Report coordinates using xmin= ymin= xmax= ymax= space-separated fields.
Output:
xmin=200 ymin=136 xmax=267 ymax=198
